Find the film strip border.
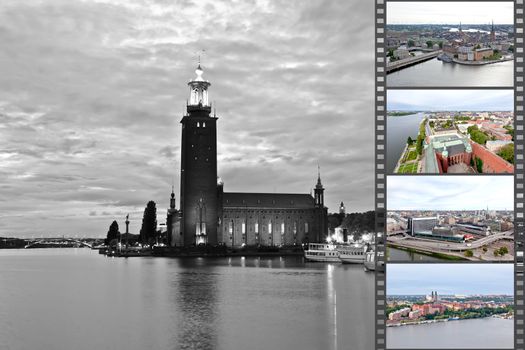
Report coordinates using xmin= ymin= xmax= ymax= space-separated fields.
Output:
xmin=375 ymin=0 xmax=386 ymax=349
xmin=515 ymin=0 xmax=524 ymax=349
xmin=375 ymin=1 xmax=525 ymax=350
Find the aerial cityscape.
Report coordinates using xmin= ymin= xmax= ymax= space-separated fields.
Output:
xmin=387 ymin=90 xmax=514 ymax=174
xmin=387 ymin=264 xmax=514 ymax=349
xmin=387 ymin=176 xmax=514 ymax=261
xmin=386 ymin=2 xmax=514 ymax=87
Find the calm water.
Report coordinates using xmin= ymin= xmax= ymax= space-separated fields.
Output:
xmin=387 ymin=317 xmax=514 ymax=349
xmin=386 ymin=113 xmax=424 ymax=173
xmin=387 ymin=246 xmax=442 ymax=262
xmin=0 ymin=249 xmax=374 ymax=350
xmin=387 ymin=58 xmax=513 ymax=87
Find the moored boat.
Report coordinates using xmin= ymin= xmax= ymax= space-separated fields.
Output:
xmin=364 ymin=250 xmax=384 ymax=271
xmin=304 ymin=243 xmax=340 ymax=262
xmin=337 ymin=244 xmax=367 ymax=264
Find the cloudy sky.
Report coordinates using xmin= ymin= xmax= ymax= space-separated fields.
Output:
xmin=387 ymin=176 xmax=514 ymax=211
xmin=0 ymin=0 xmax=375 ymax=237
xmin=387 ymin=263 xmax=514 ymax=295
xmin=388 ymin=1 xmax=514 ymax=25
xmin=388 ymin=89 xmax=514 ymax=111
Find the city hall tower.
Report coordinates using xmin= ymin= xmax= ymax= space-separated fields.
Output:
xmin=180 ymin=65 xmax=219 ymax=246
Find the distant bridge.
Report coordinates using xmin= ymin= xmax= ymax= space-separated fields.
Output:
xmin=24 ymin=238 xmax=93 ymax=249
xmin=387 ymin=50 xmax=442 ymax=73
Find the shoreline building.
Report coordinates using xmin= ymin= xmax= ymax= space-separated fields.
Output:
xmin=423 ymin=133 xmax=473 ymax=173
xmin=173 ymin=65 xmax=328 ymax=247
xmin=423 ymin=131 xmax=513 ymax=174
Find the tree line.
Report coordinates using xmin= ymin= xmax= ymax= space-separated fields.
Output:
xmin=105 ymin=200 xmax=159 ymax=247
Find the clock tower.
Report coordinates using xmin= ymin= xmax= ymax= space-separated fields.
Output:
xmin=180 ymin=65 xmax=219 ymax=246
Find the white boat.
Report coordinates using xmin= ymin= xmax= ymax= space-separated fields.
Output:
xmin=364 ymin=250 xmax=384 ymax=271
xmin=337 ymin=244 xmax=367 ymax=264
xmin=304 ymin=243 xmax=340 ymax=262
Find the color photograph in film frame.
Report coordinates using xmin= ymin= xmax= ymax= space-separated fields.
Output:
xmin=386 ymin=1 xmax=514 ymax=88
xmin=375 ymin=1 xmax=524 ymax=350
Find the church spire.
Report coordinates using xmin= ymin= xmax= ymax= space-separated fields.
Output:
xmin=314 ymin=165 xmax=324 ymax=207
xmin=316 ymin=164 xmax=323 ymax=189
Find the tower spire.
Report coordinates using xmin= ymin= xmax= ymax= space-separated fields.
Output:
xmin=314 ymin=165 xmax=324 ymax=207
xmin=170 ymin=185 xmax=176 ymax=209
xmin=317 ymin=164 xmax=322 ymax=187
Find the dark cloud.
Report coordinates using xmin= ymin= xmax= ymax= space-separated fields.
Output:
xmin=0 ymin=0 xmax=375 ymax=237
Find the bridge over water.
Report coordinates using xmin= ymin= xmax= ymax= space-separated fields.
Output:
xmin=24 ymin=238 xmax=93 ymax=249
xmin=387 ymin=50 xmax=442 ymax=73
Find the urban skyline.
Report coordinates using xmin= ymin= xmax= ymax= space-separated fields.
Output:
xmin=387 ymin=90 xmax=513 ymax=111
xmin=387 ymin=2 xmax=514 ymax=25
xmin=387 ymin=264 xmax=514 ymax=295
xmin=387 ymin=176 xmax=513 ymax=211
xmin=0 ymin=0 xmax=375 ymax=237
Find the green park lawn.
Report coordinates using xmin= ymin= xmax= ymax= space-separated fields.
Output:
xmin=397 ymin=162 xmax=418 ymax=173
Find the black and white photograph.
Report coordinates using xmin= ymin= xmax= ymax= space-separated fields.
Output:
xmin=0 ymin=1 xmax=378 ymax=350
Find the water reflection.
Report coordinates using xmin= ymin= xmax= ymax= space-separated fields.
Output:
xmin=175 ymin=259 xmax=218 ymax=350
xmin=388 ymin=59 xmax=513 ymax=87
xmin=0 ymin=250 xmax=375 ymax=350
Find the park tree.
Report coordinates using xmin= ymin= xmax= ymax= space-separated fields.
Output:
xmin=341 ymin=211 xmax=375 ymax=240
xmin=497 ymin=143 xmax=514 ymax=164
xmin=408 ymin=39 xmax=415 ymax=47
xmin=426 ymin=40 xmax=433 ymax=48
xmin=468 ymin=125 xmax=489 ymax=145
xmin=439 ymin=41 xmax=443 ymax=49
xmin=464 ymin=249 xmax=473 ymax=257
xmin=105 ymin=220 xmax=120 ymax=246
xmin=416 ymin=135 xmax=424 ymax=155
xmin=407 ymin=136 xmax=414 ymax=145
xmin=328 ymin=214 xmax=343 ymax=231
xmin=140 ymin=201 xmax=157 ymax=246
xmin=476 ymin=157 xmax=484 ymax=173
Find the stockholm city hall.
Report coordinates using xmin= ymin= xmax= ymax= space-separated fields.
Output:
xmin=166 ymin=64 xmax=328 ymax=248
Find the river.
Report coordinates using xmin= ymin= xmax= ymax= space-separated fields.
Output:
xmin=387 ymin=317 xmax=514 ymax=349
xmin=387 ymin=58 xmax=513 ymax=87
xmin=386 ymin=112 xmax=425 ymax=173
xmin=0 ymin=248 xmax=375 ymax=350
xmin=387 ymin=246 xmax=442 ymax=262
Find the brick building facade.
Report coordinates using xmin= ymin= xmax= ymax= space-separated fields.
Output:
xmin=470 ymin=141 xmax=514 ymax=173
xmin=172 ymin=65 xmax=328 ymax=247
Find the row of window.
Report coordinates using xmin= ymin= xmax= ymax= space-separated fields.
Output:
xmin=224 ymin=209 xmax=312 ymax=214
xmin=226 ymin=221 xmax=309 ymax=234
xmin=225 ymin=216 xmax=314 ymax=220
